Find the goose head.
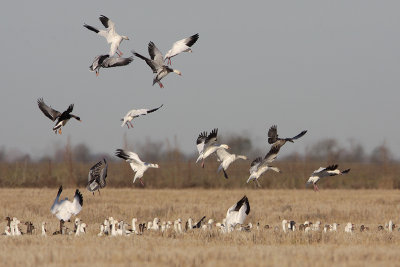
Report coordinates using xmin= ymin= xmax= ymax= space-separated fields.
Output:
xmin=220 ymin=144 xmax=230 ymax=150
xmin=122 ymin=36 xmax=129 ymax=40
xmin=173 ymin=69 xmax=182 ymax=76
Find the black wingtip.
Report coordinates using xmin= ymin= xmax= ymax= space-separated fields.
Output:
xmin=223 ymin=169 xmax=229 ymax=179
xmin=75 ymin=189 xmax=83 ymax=207
xmin=57 ymin=185 xmax=63 ymax=196
xmin=342 ymin=169 xmax=350 ymax=174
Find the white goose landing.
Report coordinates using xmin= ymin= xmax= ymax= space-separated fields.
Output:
xmin=121 ymin=104 xmax=163 ymax=129
xmin=115 ymin=149 xmax=159 ymax=186
xmin=50 ymin=186 xmax=83 ymax=223
xmin=247 ymin=145 xmax=281 ymax=187
xmin=164 ymin=33 xmax=199 ymax=65
xmin=83 ymin=15 xmax=129 ymax=57
xmin=306 ymin=164 xmax=350 ymax=191
xmin=225 ymin=195 xmax=250 ymax=232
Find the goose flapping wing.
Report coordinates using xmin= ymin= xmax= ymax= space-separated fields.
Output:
xmin=165 ymin=33 xmax=199 ymax=59
xmin=38 ymin=98 xmax=61 ymax=121
xmin=99 ymin=159 xmax=108 ymax=188
xmin=132 ymin=50 xmax=159 ymax=73
xmin=70 ymin=189 xmax=83 ymax=215
xmin=264 ymin=145 xmax=281 ymax=163
xmin=267 ymin=125 xmax=279 ymax=144
xmin=115 ymin=149 xmax=144 ymax=165
xmin=148 ymin=41 xmax=164 ymax=66
xmin=127 ymin=104 xmax=164 ymax=118
xmin=196 ymin=131 xmax=208 ymax=154
xmin=205 ymin=128 xmax=218 ymax=147
xmin=249 ymin=157 xmax=262 ymax=173
xmin=50 ymin=186 xmax=63 ymax=214
xmin=226 ymin=196 xmax=250 ymax=226
xmin=99 ymin=15 xmax=115 ymax=31
xmin=290 ymin=130 xmax=307 ymax=140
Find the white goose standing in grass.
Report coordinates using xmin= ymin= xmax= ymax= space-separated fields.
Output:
xmin=89 ymin=54 xmax=133 ymax=77
xmin=164 ymin=33 xmax=199 ymax=65
xmin=225 ymin=195 xmax=250 ymax=232
xmin=121 ymin=104 xmax=163 ymax=129
xmin=267 ymin=125 xmax=307 ymax=150
xmin=50 ymin=186 xmax=83 ymax=224
xmin=216 ymin=147 xmax=247 ymax=179
xmin=133 ymin=42 xmax=182 ymax=88
xmin=247 ymin=145 xmax=281 ymax=187
xmin=115 ymin=149 xmax=159 ymax=186
xmin=87 ymin=158 xmax=108 ymax=195
xmin=306 ymin=164 xmax=351 ymax=191
xmin=196 ymin=129 xmax=229 ymax=168
xmin=37 ymin=98 xmax=81 ymax=134
xmin=83 ymin=15 xmax=129 ymax=57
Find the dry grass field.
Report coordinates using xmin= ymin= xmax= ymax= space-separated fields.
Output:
xmin=1 ymin=188 xmax=400 ymax=266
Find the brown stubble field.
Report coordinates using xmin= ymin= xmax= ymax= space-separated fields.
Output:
xmin=1 ymin=188 xmax=400 ymax=266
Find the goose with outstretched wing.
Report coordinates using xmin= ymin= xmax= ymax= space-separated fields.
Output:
xmin=268 ymin=125 xmax=307 ymax=149
xmin=132 ymin=41 xmax=182 ymax=88
xmin=121 ymin=104 xmax=163 ymax=129
xmin=115 ymin=149 xmax=159 ymax=186
xmin=306 ymin=164 xmax=350 ymax=191
xmin=196 ymin=128 xmax=229 ymax=168
xmin=83 ymin=15 xmax=129 ymax=57
xmin=216 ymin=148 xmax=247 ymax=179
xmin=225 ymin=195 xmax=250 ymax=232
xmin=164 ymin=33 xmax=199 ymax=65
xmin=37 ymin=98 xmax=81 ymax=134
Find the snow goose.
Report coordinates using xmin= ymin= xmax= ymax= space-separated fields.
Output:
xmin=121 ymin=104 xmax=163 ymax=129
xmin=216 ymin=147 xmax=247 ymax=179
xmin=164 ymin=33 xmax=199 ymax=65
xmin=306 ymin=165 xmax=351 ymax=191
xmin=131 ymin=218 xmax=138 ymax=234
xmin=89 ymin=54 xmax=133 ymax=76
xmin=152 ymin=218 xmax=160 ymax=231
xmin=50 ymin=186 xmax=83 ymax=222
xmin=267 ymin=125 xmax=307 ymax=150
xmin=225 ymin=196 xmax=250 ymax=232
xmin=207 ymin=219 xmax=214 ymax=230
xmin=177 ymin=219 xmax=183 ymax=233
xmin=330 ymin=223 xmax=339 ymax=232
xmin=186 ymin=218 xmax=193 ymax=230
xmin=192 ymin=216 xmax=206 ymax=229
xmin=132 ymin=42 xmax=182 ymax=88
xmin=282 ymin=220 xmax=288 ymax=233
xmin=115 ymin=149 xmax=159 ymax=186
xmin=87 ymin=158 xmax=108 ymax=195
xmin=37 ymin=98 xmax=81 ymax=134
xmin=247 ymin=145 xmax=281 ymax=187
xmin=196 ymin=128 xmax=229 ymax=168
xmin=83 ymin=15 xmax=129 ymax=57
xmin=98 ymin=224 xmax=104 ymax=236
xmin=344 ymin=222 xmax=354 ymax=233
xmin=12 ymin=218 xmax=22 ymax=236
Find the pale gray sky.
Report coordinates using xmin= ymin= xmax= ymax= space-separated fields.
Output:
xmin=1 ymin=1 xmax=399 ymax=159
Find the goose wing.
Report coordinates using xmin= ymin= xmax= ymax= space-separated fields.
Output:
xmin=148 ymin=42 xmax=164 ymax=66
xmin=267 ymin=125 xmax=279 ymax=144
xmin=249 ymin=157 xmax=262 ymax=173
xmin=128 ymin=104 xmax=163 ymax=118
xmin=38 ymin=98 xmax=61 ymax=121
xmin=290 ymin=130 xmax=307 ymax=140
xmin=99 ymin=15 xmax=115 ymax=31
xmin=226 ymin=196 xmax=250 ymax=225
xmin=165 ymin=33 xmax=199 ymax=59
xmin=205 ymin=128 xmax=218 ymax=147
xmin=102 ymin=56 xmax=133 ymax=68
xmin=132 ymin=50 xmax=159 ymax=73
xmin=115 ymin=149 xmax=144 ymax=164
xmin=264 ymin=145 xmax=280 ymax=163
xmin=88 ymin=160 xmax=104 ymax=183
xmin=50 ymin=186 xmax=63 ymax=214
xmin=99 ymin=159 xmax=108 ymax=188
xmin=70 ymin=189 xmax=83 ymax=215
xmin=196 ymin=131 xmax=208 ymax=154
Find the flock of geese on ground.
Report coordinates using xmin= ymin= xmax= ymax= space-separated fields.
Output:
xmin=12 ymin=15 xmax=356 ymax=237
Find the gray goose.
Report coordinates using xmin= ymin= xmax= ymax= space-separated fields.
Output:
xmin=267 ymin=125 xmax=307 ymax=150
xmin=87 ymin=158 xmax=108 ymax=195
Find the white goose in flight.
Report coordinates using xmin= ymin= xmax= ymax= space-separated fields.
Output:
xmin=83 ymin=15 xmax=129 ymax=57
xmin=225 ymin=195 xmax=250 ymax=232
xmin=196 ymin=128 xmax=229 ymax=168
xmin=87 ymin=159 xmax=108 ymax=195
xmin=267 ymin=125 xmax=307 ymax=150
xmin=306 ymin=164 xmax=350 ymax=191
xmin=216 ymin=148 xmax=247 ymax=179
xmin=121 ymin=104 xmax=163 ymax=129
xmin=37 ymin=98 xmax=81 ymax=134
xmin=89 ymin=54 xmax=133 ymax=77
xmin=133 ymin=42 xmax=182 ymax=88
xmin=50 ymin=186 xmax=83 ymax=222
xmin=164 ymin=33 xmax=199 ymax=65
xmin=115 ymin=149 xmax=159 ymax=186
xmin=247 ymin=145 xmax=281 ymax=187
